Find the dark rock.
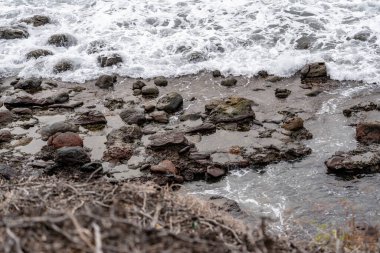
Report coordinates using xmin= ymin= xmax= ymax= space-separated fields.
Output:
xmin=120 ymin=108 xmax=146 ymax=126
xmin=103 ymin=145 xmax=133 ymax=162
xmin=295 ymin=35 xmax=315 ymax=49
xmin=55 ymin=147 xmax=90 ymax=166
xmin=53 ymin=92 xmax=70 ymax=104
xmin=343 ymin=102 xmax=378 ymax=117
xmin=290 ymin=128 xmax=313 ymax=140
xmin=53 ymin=60 xmax=74 ymax=73
xmin=356 ymin=122 xmax=380 ymax=144
xmin=212 ymin=70 xmax=221 ymax=78
xmin=250 ymin=145 xmax=312 ymax=166
xmin=301 ymin=62 xmax=328 ymax=83
xmin=275 ymin=88 xmax=291 ymax=98
xmin=86 ymin=40 xmax=109 ymax=54
xmin=266 ymin=75 xmax=282 ymax=82
xmin=21 ymin=15 xmax=50 ymax=27
xmin=156 ymin=92 xmax=183 ymax=113
xmin=179 ymin=113 xmax=202 ymax=121
xmin=98 ymin=54 xmax=123 ymax=67
xmin=306 ymin=88 xmax=323 ymax=97
xmin=95 ymin=75 xmax=117 ymax=89
xmin=26 ymin=49 xmax=53 ymax=60
xmin=4 ymin=96 xmax=54 ymax=109
xmin=154 ymin=76 xmax=168 ymax=87
xmin=48 ymin=132 xmax=83 ymax=149
xmin=151 ymin=160 xmax=177 ymax=175
xmin=0 ymin=164 xmax=16 ymax=180
xmin=141 ymin=85 xmax=159 ymax=98
xmin=48 ymin=34 xmax=77 ymax=47
xmin=343 ymin=109 xmax=352 ymax=117
xmin=209 ymin=195 xmax=242 ymax=217
xmin=80 ymin=162 xmax=103 ymax=173
xmin=282 ymin=117 xmax=304 ymax=131
xmin=104 ymin=98 xmax=124 ymax=110
xmin=13 ymin=79 xmax=42 ymax=92
xmin=353 ymin=31 xmax=371 ymax=42
xmin=149 ymin=132 xmax=188 ymax=149
xmin=143 ymin=103 xmax=155 ymax=113
xmin=150 ymin=111 xmax=169 ymax=123
xmin=133 ymin=89 xmax=142 ymax=96
xmin=221 ymin=78 xmax=237 ymax=87
xmin=106 ymin=125 xmax=142 ymax=145
xmin=0 ymin=130 xmax=12 ymax=143
xmin=0 ymin=110 xmax=14 ymax=126
xmin=257 ymin=70 xmax=268 ymax=78
xmin=74 ymin=110 xmax=107 ymax=129
xmin=40 ymin=121 xmax=79 ymax=141
xmin=189 ymin=152 xmax=211 ymax=160
xmin=186 ymin=122 xmax=216 ymax=134
xmin=133 ymin=80 xmax=146 ymax=89
xmin=0 ymin=27 xmax=29 ymax=39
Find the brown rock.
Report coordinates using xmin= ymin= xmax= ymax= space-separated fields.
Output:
xmin=282 ymin=117 xmax=304 ymax=131
xmin=98 ymin=54 xmax=123 ymax=67
xmin=103 ymin=145 xmax=133 ymax=162
xmin=47 ymin=132 xmax=83 ymax=149
xmin=149 ymin=132 xmax=188 ymax=148
xmin=356 ymin=122 xmax=380 ymax=144
xmin=207 ymin=166 xmax=226 ymax=178
xmin=0 ymin=130 xmax=12 ymax=143
xmin=150 ymin=111 xmax=169 ymax=123
xmin=221 ymin=78 xmax=237 ymax=87
xmin=150 ymin=160 xmax=177 ymax=175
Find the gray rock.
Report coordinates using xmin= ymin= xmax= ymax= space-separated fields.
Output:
xmin=55 ymin=147 xmax=91 ymax=166
xmin=53 ymin=92 xmax=70 ymax=104
xmin=154 ymin=76 xmax=168 ymax=87
xmin=186 ymin=123 xmax=216 ymax=134
xmin=95 ymin=75 xmax=116 ymax=89
xmin=98 ymin=54 xmax=123 ymax=67
xmin=353 ymin=31 xmax=371 ymax=42
xmin=156 ymin=92 xmax=183 ymax=113
xmin=48 ymin=34 xmax=77 ymax=47
xmin=150 ymin=111 xmax=169 ymax=123
xmin=74 ymin=110 xmax=107 ymax=127
xmin=0 ymin=164 xmax=17 ymax=180
xmin=0 ymin=130 xmax=12 ymax=143
xmin=26 ymin=49 xmax=53 ymax=60
xmin=13 ymin=79 xmax=42 ymax=92
xmin=221 ymin=78 xmax=237 ymax=87
xmin=275 ymin=88 xmax=291 ymax=98
xmin=141 ymin=85 xmax=159 ymax=98
xmin=149 ymin=132 xmax=188 ymax=148
xmin=21 ymin=15 xmax=50 ymax=27
xmin=301 ymin=62 xmax=328 ymax=83
xmin=40 ymin=121 xmax=79 ymax=141
xmin=133 ymin=89 xmax=142 ymax=96
xmin=0 ymin=110 xmax=14 ymax=126
xmin=120 ymin=108 xmax=146 ymax=125
xmin=133 ymin=80 xmax=146 ymax=89
xmin=106 ymin=125 xmax=143 ymax=145
xmin=53 ymin=60 xmax=74 ymax=73
xmin=212 ymin=70 xmax=221 ymax=78
xmin=0 ymin=27 xmax=29 ymax=39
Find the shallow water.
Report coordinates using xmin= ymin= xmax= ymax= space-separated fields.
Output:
xmin=0 ymin=0 xmax=379 ymax=83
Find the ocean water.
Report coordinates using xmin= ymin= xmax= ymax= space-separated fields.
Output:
xmin=0 ymin=0 xmax=379 ymax=83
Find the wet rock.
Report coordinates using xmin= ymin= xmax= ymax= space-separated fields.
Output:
xmin=179 ymin=113 xmax=202 ymax=121
xmin=206 ymin=96 xmax=255 ymax=126
xmin=48 ymin=34 xmax=77 ymax=47
xmin=186 ymin=122 xmax=216 ymax=135
xmin=0 ymin=110 xmax=14 ymax=126
xmin=290 ymin=128 xmax=313 ymax=140
xmin=53 ymin=92 xmax=70 ymax=104
xmin=325 ymin=146 xmax=380 ymax=175
xmin=282 ymin=116 xmax=304 ymax=131
xmin=149 ymin=132 xmax=188 ymax=149
xmin=141 ymin=85 xmax=159 ymax=98
xmin=151 ymin=160 xmax=177 ymax=175
xmin=150 ymin=111 xmax=169 ymax=123
xmin=301 ymin=62 xmax=328 ymax=84
xmin=189 ymin=152 xmax=211 ymax=160
xmin=133 ymin=80 xmax=146 ymax=89
xmin=21 ymin=15 xmax=50 ymax=27
xmin=353 ymin=31 xmax=371 ymax=42
xmin=187 ymin=51 xmax=206 ymax=62
xmin=212 ymin=70 xmax=222 ymax=78
xmin=306 ymin=88 xmax=323 ymax=97
xmin=266 ymin=75 xmax=282 ymax=82
xmin=154 ymin=76 xmax=168 ymax=87
xmin=275 ymin=88 xmax=291 ymax=98
xmin=47 ymin=132 xmax=83 ymax=149
xmin=104 ymin=98 xmax=124 ymax=110
xmin=55 ymin=147 xmax=90 ymax=166
xmin=80 ymin=162 xmax=102 ymax=173
xmin=12 ymin=79 xmax=42 ymax=93
xmin=40 ymin=121 xmax=79 ymax=141
xmin=156 ymin=92 xmax=183 ymax=113
xmin=53 ymin=60 xmax=74 ymax=73
xmin=206 ymin=166 xmax=226 ymax=179
xmin=250 ymin=145 xmax=312 ymax=166
xmin=120 ymin=108 xmax=146 ymax=126
xmin=26 ymin=49 xmax=53 ymax=60
xmin=221 ymin=78 xmax=237 ymax=87
xmin=257 ymin=70 xmax=269 ymax=78
xmin=0 ymin=27 xmax=29 ymax=39
xmin=4 ymin=96 xmax=54 ymax=109
xmin=295 ymin=35 xmax=315 ymax=49
xmin=74 ymin=110 xmax=107 ymax=130
xmin=0 ymin=164 xmax=17 ymax=180
xmin=86 ymin=40 xmax=109 ymax=54
xmin=356 ymin=122 xmax=380 ymax=144
xmin=106 ymin=125 xmax=142 ymax=145
xmin=209 ymin=195 xmax=242 ymax=217
xmin=143 ymin=103 xmax=155 ymax=113
xmin=0 ymin=130 xmax=12 ymax=143
xmin=343 ymin=102 xmax=378 ymax=117
xmin=98 ymin=54 xmax=123 ymax=67
xmin=103 ymin=145 xmax=133 ymax=162
xmin=95 ymin=75 xmax=117 ymax=89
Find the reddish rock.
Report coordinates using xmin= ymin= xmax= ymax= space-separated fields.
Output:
xmin=103 ymin=145 xmax=133 ymax=162
xmin=47 ymin=132 xmax=83 ymax=149
xmin=282 ymin=117 xmax=304 ymax=131
xmin=356 ymin=122 xmax=380 ymax=144
xmin=150 ymin=160 xmax=177 ymax=175
xmin=207 ymin=166 xmax=226 ymax=178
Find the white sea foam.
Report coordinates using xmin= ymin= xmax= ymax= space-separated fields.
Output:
xmin=0 ymin=0 xmax=379 ymax=83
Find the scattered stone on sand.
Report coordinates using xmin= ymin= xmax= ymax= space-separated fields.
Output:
xmin=306 ymin=88 xmax=323 ymax=97
xmin=53 ymin=92 xmax=70 ymax=104
xmin=0 ymin=164 xmax=17 ymax=180
xmin=48 ymin=34 xmax=77 ymax=47
xmin=55 ymin=147 xmax=91 ymax=166
xmin=12 ymin=79 xmax=42 ymax=93
xmin=95 ymin=75 xmax=117 ymax=89
xmin=150 ymin=111 xmax=169 ymax=123
xmin=141 ymin=85 xmax=159 ymax=98
xmin=221 ymin=78 xmax=237 ymax=87
xmin=325 ymin=146 xmax=380 ymax=175
xmin=143 ymin=103 xmax=155 ymax=113
xmin=53 ymin=60 xmax=74 ymax=73
xmin=106 ymin=125 xmax=143 ymax=145
xmin=343 ymin=102 xmax=378 ymax=117
xmin=20 ymin=15 xmax=50 ymax=27
xmin=300 ymin=62 xmax=328 ymax=84
xmin=154 ymin=76 xmax=168 ymax=87
xmin=156 ymin=92 xmax=183 ymax=113
xmin=26 ymin=49 xmax=53 ymax=60
xmin=275 ymin=88 xmax=291 ymax=99
xmin=0 ymin=27 xmax=29 ymax=39
xmin=103 ymin=145 xmax=133 ymax=162
xmin=104 ymin=98 xmax=124 ymax=110
xmin=257 ymin=70 xmax=269 ymax=78
xmin=282 ymin=116 xmax=304 ymax=131
xmin=48 ymin=132 xmax=83 ymax=149
xmin=212 ymin=70 xmax=222 ymax=78
xmin=356 ymin=122 xmax=380 ymax=144
xmin=133 ymin=80 xmax=146 ymax=90
xmin=151 ymin=160 xmax=177 ymax=175
xmin=4 ymin=95 xmax=54 ymax=109
xmin=74 ymin=110 xmax=107 ymax=130
xmin=80 ymin=162 xmax=103 ymax=173
xmin=0 ymin=130 xmax=12 ymax=143
xmin=266 ymin=75 xmax=282 ymax=82
xmin=98 ymin=54 xmax=123 ymax=67
xmin=40 ymin=121 xmax=79 ymax=141
xmin=120 ymin=108 xmax=146 ymax=126
xmin=186 ymin=123 xmax=216 ymax=135
xmin=148 ymin=132 xmax=188 ymax=149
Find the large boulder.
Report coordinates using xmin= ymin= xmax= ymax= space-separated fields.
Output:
xmin=21 ymin=15 xmax=50 ymax=27
xmin=55 ymin=147 xmax=90 ymax=166
xmin=154 ymin=76 xmax=168 ymax=87
xmin=156 ymin=92 xmax=183 ymax=113
xmin=48 ymin=34 xmax=77 ymax=47
xmin=0 ymin=27 xmax=29 ymax=39
xmin=26 ymin=49 xmax=53 ymax=60
xmin=356 ymin=122 xmax=380 ymax=144
xmin=48 ymin=132 xmax=83 ymax=149
xmin=40 ymin=121 xmax=79 ymax=141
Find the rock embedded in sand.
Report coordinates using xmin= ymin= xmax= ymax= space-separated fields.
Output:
xmin=4 ymin=95 xmax=55 ymax=109
xmin=141 ymin=85 xmax=159 ymax=98
xmin=53 ymin=92 xmax=70 ymax=104
xmin=356 ymin=122 xmax=380 ymax=144
xmin=156 ymin=92 xmax=183 ymax=113
xmin=120 ymin=108 xmax=146 ymax=126
xmin=150 ymin=111 xmax=169 ymax=123
xmin=133 ymin=80 xmax=146 ymax=90
xmin=103 ymin=145 xmax=133 ymax=162
xmin=12 ymin=79 xmax=42 ymax=92
xmin=74 ymin=110 xmax=107 ymax=130
xmin=154 ymin=76 xmax=168 ymax=87
xmin=53 ymin=60 xmax=74 ymax=73
xmin=106 ymin=125 xmax=142 ymax=145
xmin=221 ymin=78 xmax=237 ymax=87
xmin=95 ymin=75 xmax=117 ymax=89
xmin=282 ymin=116 xmax=304 ymax=131
xmin=48 ymin=34 xmax=77 ymax=47
xmin=212 ymin=70 xmax=222 ymax=78
xmin=98 ymin=54 xmax=123 ymax=67
xmin=150 ymin=160 xmax=177 ymax=175
xmin=20 ymin=15 xmax=50 ymax=27
xmin=0 ymin=130 xmax=12 ymax=143
xmin=26 ymin=49 xmax=53 ymax=60
xmin=55 ymin=147 xmax=90 ymax=166
xmin=40 ymin=121 xmax=79 ymax=141
xmin=0 ymin=27 xmax=29 ymax=39
xmin=275 ymin=88 xmax=291 ymax=98
xmin=148 ymin=131 xmax=188 ymax=149
xmin=301 ymin=62 xmax=327 ymax=83
xmin=266 ymin=75 xmax=282 ymax=82
xmin=48 ymin=132 xmax=83 ymax=149
xmin=257 ymin=70 xmax=269 ymax=78
xmin=0 ymin=110 xmax=15 ymax=126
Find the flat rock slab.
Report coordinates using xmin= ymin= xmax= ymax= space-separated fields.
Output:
xmin=148 ymin=132 xmax=188 ymax=148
